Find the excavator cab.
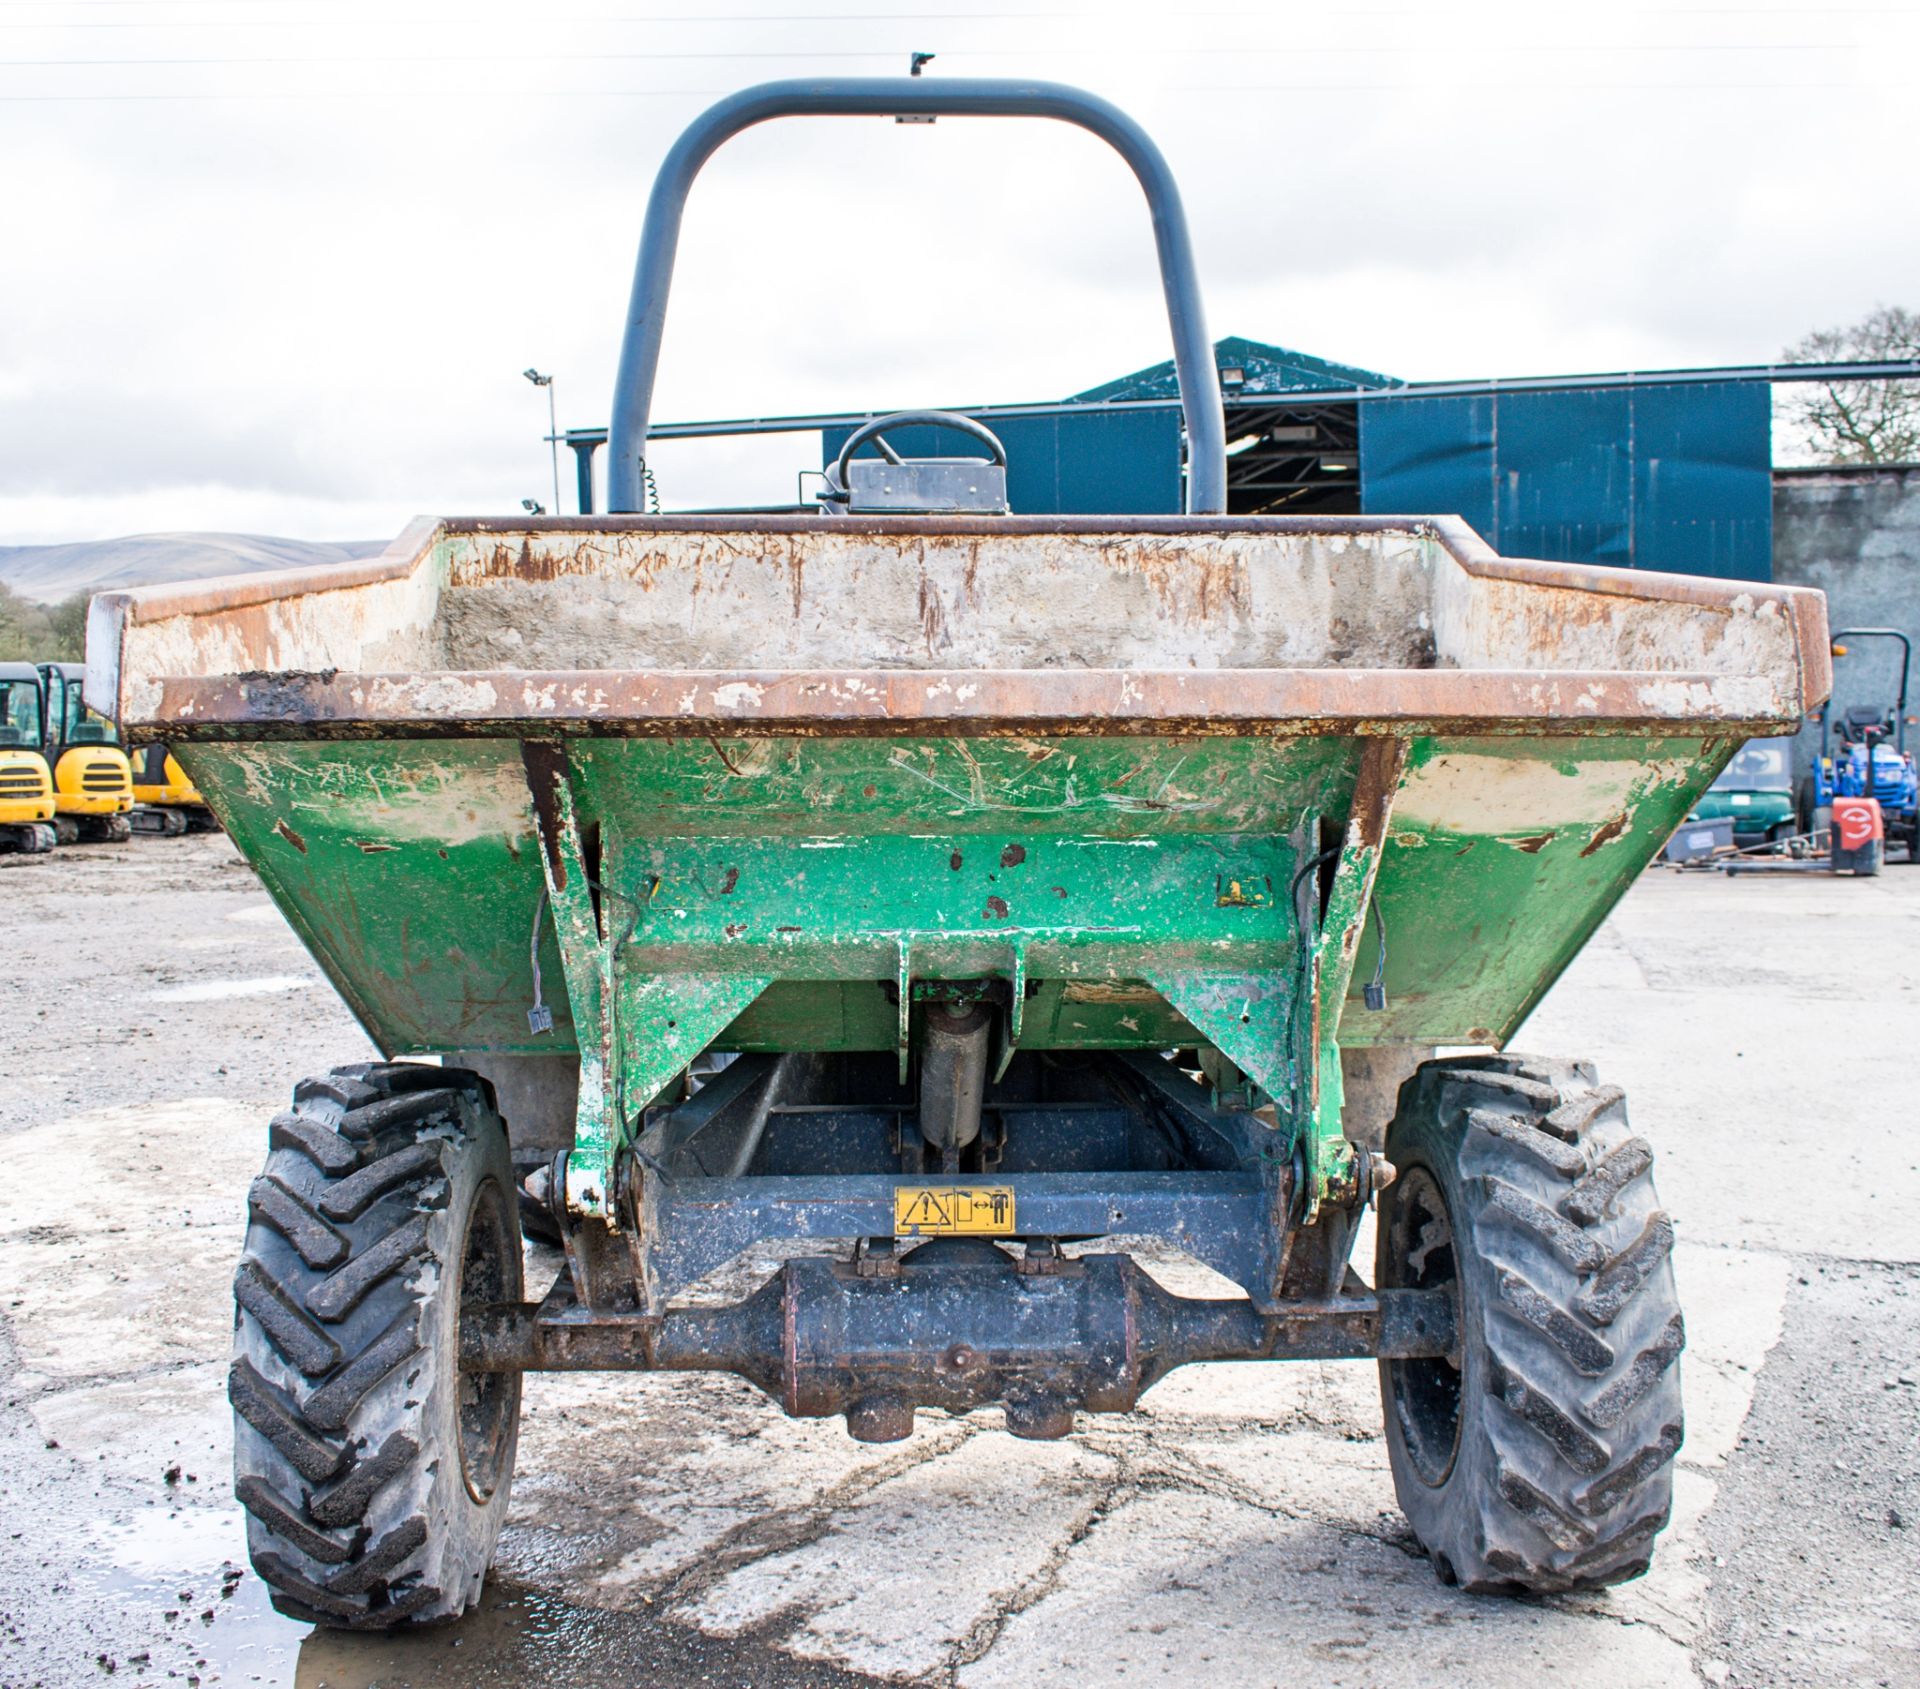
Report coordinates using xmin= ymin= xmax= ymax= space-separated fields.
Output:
xmin=35 ymin=661 xmax=134 ymax=843
xmin=0 ymin=663 xmax=56 ymax=854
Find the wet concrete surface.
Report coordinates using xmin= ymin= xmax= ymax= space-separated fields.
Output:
xmin=0 ymin=835 xmax=1916 ymax=1688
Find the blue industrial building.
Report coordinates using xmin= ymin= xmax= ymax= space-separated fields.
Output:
xmin=819 ymin=337 xmax=1776 ymax=581
xmin=567 ymin=334 xmax=1793 ymax=582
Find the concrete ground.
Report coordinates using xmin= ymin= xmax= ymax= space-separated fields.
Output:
xmin=0 ymin=834 xmax=1915 ymax=1689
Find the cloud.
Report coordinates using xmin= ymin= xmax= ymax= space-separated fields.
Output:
xmin=1 ymin=0 xmax=1915 ymax=541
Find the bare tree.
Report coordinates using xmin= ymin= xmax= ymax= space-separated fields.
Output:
xmin=1782 ymin=305 xmax=1920 ymax=465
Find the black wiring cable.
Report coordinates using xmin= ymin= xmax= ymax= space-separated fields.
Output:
xmin=1288 ymin=843 xmax=1342 ymax=917
xmin=1364 ymin=897 xmax=1389 ymax=1010
xmin=526 ymin=874 xmax=651 ymax=1035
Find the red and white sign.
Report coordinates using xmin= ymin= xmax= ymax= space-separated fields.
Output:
xmin=1833 ymin=797 xmax=1884 ymax=850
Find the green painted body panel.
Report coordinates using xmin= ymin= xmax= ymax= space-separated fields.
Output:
xmin=179 ymin=739 xmax=561 ymax=1054
xmin=1351 ymin=734 xmax=1731 ymax=1044
xmin=176 ymin=724 xmax=1730 ymax=1211
xmin=179 ymin=735 xmax=1357 ymax=1057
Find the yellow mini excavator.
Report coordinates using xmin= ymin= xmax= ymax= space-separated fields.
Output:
xmin=36 ymin=661 xmax=133 ymax=843
xmin=0 ymin=662 xmax=56 ymax=854
xmin=129 ymin=743 xmax=218 ymax=835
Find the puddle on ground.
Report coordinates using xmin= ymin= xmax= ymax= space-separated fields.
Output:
xmin=98 ymin=1505 xmax=244 ymax=1578
xmin=294 ymin=1579 xmax=885 ymax=1689
xmin=80 ymin=1511 xmax=872 ymax=1689
xmin=295 ymin=1584 xmax=620 ymax=1689
xmin=152 ymin=976 xmax=314 ymax=1003
xmin=90 ymin=1505 xmax=301 ymax=1684
xmin=225 ymin=903 xmax=288 ymax=926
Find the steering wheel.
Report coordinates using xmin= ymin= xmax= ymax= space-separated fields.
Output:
xmin=823 ymin=410 xmax=1008 ymax=502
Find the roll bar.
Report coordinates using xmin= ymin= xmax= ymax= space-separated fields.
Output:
xmin=1822 ymin=627 xmax=1911 ymax=755
xmin=607 ymin=78 xmax=1225 ymax=516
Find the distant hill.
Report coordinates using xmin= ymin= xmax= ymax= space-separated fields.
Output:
xmin=0 ymin=532 xmax=389 ymax=604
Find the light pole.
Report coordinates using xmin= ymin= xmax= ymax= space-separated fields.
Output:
xmin=523 ymin=368 xmax=560 ymax=516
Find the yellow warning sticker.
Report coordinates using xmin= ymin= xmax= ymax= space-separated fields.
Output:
xmin=893 ymin=1185 xmax=1017 ymax=1237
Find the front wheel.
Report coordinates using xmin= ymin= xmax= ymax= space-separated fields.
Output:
xmin=229 ymin=1061 xmax=523 ymax=1629
xmin=1378 ymin=1055 xmax=1684 ymax=1594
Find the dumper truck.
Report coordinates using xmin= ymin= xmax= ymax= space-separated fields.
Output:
xmin=86 ymin=79 xmax=1830 ymax=1630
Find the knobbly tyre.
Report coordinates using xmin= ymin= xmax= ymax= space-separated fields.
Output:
xmin=86 ymin=78 xmax=1831 ymax=1628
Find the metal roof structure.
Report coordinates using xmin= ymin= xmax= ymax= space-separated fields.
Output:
xmin=556 ymin=344 xmax=1920 ymax=580
xmin=560 ymin=352 xmax=1920 ymax=449
xmin=1068 ymin=336 xmax=1400 ymax=403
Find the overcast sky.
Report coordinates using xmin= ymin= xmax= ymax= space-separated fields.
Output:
xmin=2 ymin=0 xmax=1916 ymax=543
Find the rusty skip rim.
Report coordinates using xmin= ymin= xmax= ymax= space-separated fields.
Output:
xmin=98 ymin=511 xmax=1825 ymax=623
xmin=89 ymin=511 xmax=1833 ymax=726
xmin=129 ymin=664 xmax=1803 ymax=742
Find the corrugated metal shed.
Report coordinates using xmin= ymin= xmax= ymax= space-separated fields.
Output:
xmin=943 ymin=337 xmax=1774 ymax=576
xmin=576 ymin=334 xmax=1786 ymax=580
xmin=1356 ymin=381 xmax=1772 ymax=581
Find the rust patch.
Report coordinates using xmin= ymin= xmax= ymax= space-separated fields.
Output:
xmin=1580 ymin=812 xmax=1632 ymax=857
xmin=999 ymin=843 xmax=1027 ymax=867
xmin=229 ymin=668 xmax=340 ymax=724
xmin=144 ymin=666 xmax=1800 ymax=739
xmin=949 ymin=851 xmax=964 ymax=871
xmin=1507 ymin=832 xmax=1555 ymax=855
xmin=1348 ymin=736 xmax=1412 ymax=851
xmin=719 ymin=867 xmax=739 ymax=896
xmin=917 ymin=575 xmax=947 ymax=654
xmin=983 ymin=896 xmax=1009 ymax=920
xmin=271 ymin=819 xmax=307 ymax=854
xmin=1061 ymin=981 xmax=1160 ymax=1004
xmin=519 ymin=741 xmax=570 ymax=890
xmin=354 ymin=840 xmax=399 ymax=854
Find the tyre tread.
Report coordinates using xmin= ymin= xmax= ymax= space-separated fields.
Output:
xmin=1563 ymin=1137 xmax=1654 ymax=1226
xmin=1381 ymin=1054 xmax=1686 ymax=1596
xmin=317 ymin=1142 xmax=444 ymax=1223
xmin=228 ymin=1359 xmax=345 ymax=1485
xmin=229 ymin=1062 xmax=516 ymax=1631
xmin=247 ymin=1176 xmax=348 ymax=1271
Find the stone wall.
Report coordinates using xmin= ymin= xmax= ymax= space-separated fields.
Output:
xmin=1772 ymin=466 xmax=1920 ymax=776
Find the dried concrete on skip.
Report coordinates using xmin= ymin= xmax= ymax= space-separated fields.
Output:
xmin=0 ymin=834 xmax=1914 ymax=1688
